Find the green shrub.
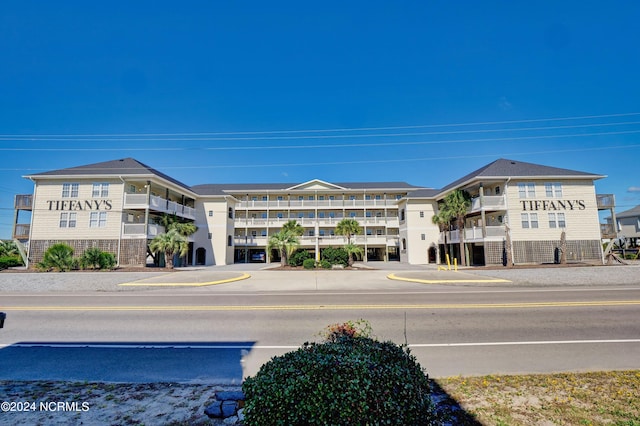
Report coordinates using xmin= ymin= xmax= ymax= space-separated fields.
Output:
xmin=321 ymin=246 xmax=348 ymax=266
xmin=39 ymin=243 xmax=74 ymax=272
xmin=302 ymin=258 xmax=316 ymax=269
xmin=319 ymin=259 xmax=331 ymax=269
xmin=81 ymin=247 xmax=103 ymax=269
xmin=243 ymin=326 xmax=435 ymax=425
xmin=289 ymin=249 xmax=312 ymax=267
xmin=99 ymin=252 xmax=117 ymax=270
xmin=80 ymin=248 xmax=117 ymax=270
xmin=0 ymin=256 xmax=23 ymax=270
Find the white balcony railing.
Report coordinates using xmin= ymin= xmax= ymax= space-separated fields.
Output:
xmin=239 ymin=198 xmax=401 ymax=209
xmin=440 ymin=225 xmax=505 ymax=243
xmin=124 ymin=193 xmax=196 ymax=220
xmin=469 ymin=195 xmax=506 ymax=213
xmin=122 ymin=223 xmax=166 ymax=238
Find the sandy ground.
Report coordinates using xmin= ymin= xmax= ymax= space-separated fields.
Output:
xmin=0 ymin=381 xmax=241 ymax=426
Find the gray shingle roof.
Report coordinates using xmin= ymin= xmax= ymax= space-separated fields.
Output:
xmin=192 ymin=181 xmax=426 ymax=196
xmin=440 ymin=158 xmax=604 ymax=192
xmin=26 ymin=158 xmax=194 ymax=193
xmin=616 ymin=205 xmax=640 ymax=218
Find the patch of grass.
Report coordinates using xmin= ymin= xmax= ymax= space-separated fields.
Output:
xmin=438 ymin=370 xmax=640 ymax=425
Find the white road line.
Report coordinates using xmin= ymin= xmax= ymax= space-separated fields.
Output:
xmin=3 ymin=339 xmax=640 ymax=350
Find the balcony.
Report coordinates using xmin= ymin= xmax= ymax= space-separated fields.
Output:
xmin=122 ymin=223 xmax=166 ymax=238
xmin=14 ymin=194 xmax=33 ymax=210
xmin=469 ymin=195 xmax=506 ymax=213
xmin=123 ymin=193 xmax=196 ymax=220
xmin=13 ymin=224 xmax=30 ymax=240
xmin=440 ymin=226 xmax=505 ymax=243
xmin=600 ymin=223 xmax=617 ymax=239
xmin=238 ymin=198 xmax=400 ymax=209
xmin=597 ymin=194 xmax=615 ymax=210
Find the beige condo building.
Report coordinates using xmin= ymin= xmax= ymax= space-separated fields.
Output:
xmin=13 ymin=157 xmax=612 ymax=267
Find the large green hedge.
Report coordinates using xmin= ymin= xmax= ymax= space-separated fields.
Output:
xmin=243 ymin=334 xmax=436 ymax=425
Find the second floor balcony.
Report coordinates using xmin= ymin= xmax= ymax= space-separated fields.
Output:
xmin=13 ymin=223 xmax=30 ymax=240
xmin=439 ymin=225 xmax=506 ymax=244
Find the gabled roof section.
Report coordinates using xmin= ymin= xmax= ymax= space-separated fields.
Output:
xmin=616 ymin=205 xmax=640 ymax=218
xmin=405 ymin=188 xmax=440 ymax=199
xmin=26 ymin=158 xmax=194 ymax=193
xmin=191 ymin=180 xmax=426 ymax=196
xmin=287 ymin=179 xmax=347 ymax=191
xmin=440 ymin=158 xmax=605 ymax=193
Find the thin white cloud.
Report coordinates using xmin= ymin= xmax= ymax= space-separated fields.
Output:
xmin=627 ymin=186 xmax=640 ymax=192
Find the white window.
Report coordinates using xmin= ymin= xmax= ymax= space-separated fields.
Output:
xmin=89 ymin=211 xmax=107 ymax=228
xmin=518 ymin=183 xmax=536 ymax=198
xmin=419 ymin=211 xmax=424 ymax=218
xmin=262 ymin=196 xmax=268 ymax=201
xmin=298 ymin=212 xmax=304 ymax=218
xmin=421 ymin=234 xmax=426 ymax=240
xmin=548 ymin=213 xmax=566 ymax=228
xmin=329 ymin=195 xmax=335 ymax=200
xmin=208 ymin=210 xmax=213 ymax=217
xmin=366 ymin=229 xmax=372 ymax=235
xmin=308 ymin=195 xmax=314 ymax=200
xmin=308 ymin=230 xmax=314 ymax=236
xmin=251 ymin=230 xmax=257 ymax=236
xmin=298 ymin=196 xmax=304 ymax=201
xmin=495 ymin=186 xmax=501 ymax=195
xmin=350 ymin=212 xmax=357 ymax=218
xmin=349 ymin=195 xmax=356 ymax=200
xmin=318 ymin=212 xmax=325 ymax=218
xmin=276 ymin=212 xmax=283 ymax=219
xmin=261 ymin=230 xmax=267 ymax=236
xmin=319 ymin=230 xmax=325 ymax=236
xmin=366 ymin=211 xmax=372 ymax=217
xmin=329 ymin=212 xmax=335 ymax=218
xmin=375 ymin=195 xmax=381 ymax=200
xmin=545 ymin=182 xmax=563 ymax=198
xmin=62 ymin=183 xmax=79 ymax=198
xmin=319 ymin=195 xmax=325 ymax=200
xmin=60 ymin=212 xmax=76 ymax=228
xmin=365 ymin=195 xmax=371 ymax=200
xmin=376 ymin=229 xmax=383 ymax=235
xmin=92 ymin=183 xmax=109 ymax=197
xmin=309 ymin=212 xmax=315 ymax=218
xmin=521 ymin=213 xmax=538 ymax=229
xmin=261 ymin=212 xmax=267 ymax=219
xmin=277 ymin=196 xmax=284 ymax=201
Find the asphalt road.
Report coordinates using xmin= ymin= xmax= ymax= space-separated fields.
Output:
xmin=1 ymin=265 xmax=639 ymax=382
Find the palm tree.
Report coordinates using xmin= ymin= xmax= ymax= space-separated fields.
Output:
xmin=155 ymin=214 xmax=197 ymax=266
xmin=343 ymin=243 xmax=364 ymax=267
xmin=335 ymin=218 xmax=362 ymax=245
xmin=282 ymin=220 xmax=304 ymax=237
xmin=431 ymin=209 xmax=451 ymax=263
xmin=149 ymin=228 xmax=188 ymax=269
xmin=335 ymin=218 xmax=363 ymax=266
xmin=440 ymin=189 xmax=471 ymax=266
xmin=267 ymin=231 xmax=300 ymax=267
xmin=280 ymin=220 xmax=304 ymax=261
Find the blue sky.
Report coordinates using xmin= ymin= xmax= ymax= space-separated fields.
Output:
xmin=1 ymin=1 xmax=639 ymax=238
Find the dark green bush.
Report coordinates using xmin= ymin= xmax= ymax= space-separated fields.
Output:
xmin=243 ymin=335 xmax=435 ymax=425
xmin=302 ymin=258 xmax=316 ymax=269
xmin=78 ymin=248 xmax=116 ymax=270
xmin=319 ymin=259 xmax=331 ymax=269
xmin=38 ymin=243 xmax=74 ymax=271
xmin=289 ymin=249 xmax=312 ymax=267
xmin=321 ymin=246 xmax=348 ymax=266
xmin=0 ymin=256 xmax=23 ymax=270
xmin=98 ymin=252 xmax=117 ymax=270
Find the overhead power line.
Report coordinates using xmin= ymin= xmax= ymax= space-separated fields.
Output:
xmin=0 ymin=112 xmax=638 ymax=139
xmin=0 ymin=129 xmax=639 ymax=151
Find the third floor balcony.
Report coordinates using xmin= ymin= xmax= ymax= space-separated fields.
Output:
xmin=124 ymin=193 xmax=195 ymax=220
